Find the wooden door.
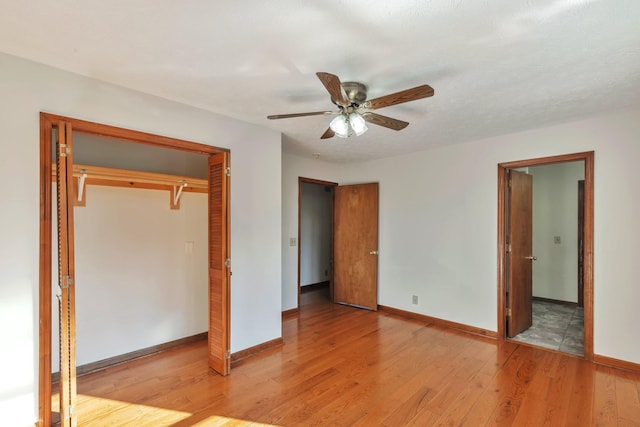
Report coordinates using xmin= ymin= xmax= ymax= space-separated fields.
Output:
xmin=207 ymin=152 xmax=230 ymax=375
xmin=55 ymin=122 xmax=78 ymax=426
xmin=334 ymin=183 xmax=379 ymax=310
xmin=507 ymin=170 xmax=533 ymax=337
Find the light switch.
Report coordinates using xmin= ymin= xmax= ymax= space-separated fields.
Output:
xmin=554 ymin=236 xmax=561 ymax=244
xmin=185 ymin=241 xmax=194 ymax=254
xmin=289 ymin=237 xmax=297 ymax=247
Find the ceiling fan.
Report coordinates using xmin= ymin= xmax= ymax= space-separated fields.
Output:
xmin=267 ymin=72 xmax=434 ymax=139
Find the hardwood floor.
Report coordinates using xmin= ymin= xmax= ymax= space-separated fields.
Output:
xmin=55 ymin=287 xmax=640 ymax=426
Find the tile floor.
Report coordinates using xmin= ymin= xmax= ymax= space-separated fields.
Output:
xmin=511 ymin=300 xmax=584 ymax=356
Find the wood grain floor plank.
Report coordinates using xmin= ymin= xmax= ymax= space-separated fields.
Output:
xmin=484 ymin=346 xmax=534 ymax=425
xmin=524 ymin=361 xmax=556 ymax=426
xmin=593 ymin=367 xmax=619 ymax=426
xmin=538 ymin=354 xmax=577 ymax=424
xmin=616 ymin=375 xmax=640 ymax=425
xmin=432 ymin=370 xmax=498 ymax=426
xmin=564 ymin=358 xmax=595 ymax=426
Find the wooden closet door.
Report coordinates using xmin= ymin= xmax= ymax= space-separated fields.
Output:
xmin=56 ymin=122 xmax=78 ymax=426
xmin=207 ymin=152 xmax=231 ymax=375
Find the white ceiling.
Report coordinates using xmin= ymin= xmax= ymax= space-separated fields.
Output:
xmin=1 ymin=0 xmax=639 ymax=162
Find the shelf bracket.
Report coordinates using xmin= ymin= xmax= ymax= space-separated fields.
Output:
xmin=74 ymin=170 xmax=87 ymax=207
xmin=170 ymin=181 xmax=188 ymax=210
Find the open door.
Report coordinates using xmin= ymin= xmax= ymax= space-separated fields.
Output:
xmin=334 ymin=183 xmax=379 ymax=310
xmin=207 ymin=152 xmax=231 ymax=375
xmin=55 ymin=122 xmax=78 ymax=426
xmin=507 ymin=170 xmax=534 ymax=337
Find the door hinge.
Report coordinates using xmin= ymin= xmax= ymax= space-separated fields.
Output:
xmin=507 ymin=308 xmax=512 ymax=317
xmin=59 ymin=143 xmax=71 ymax=157
xmin=225 ymin=258 xmax=231 ymax=268
xmin=61 ymin=275 xmax=73 ymax=289
xmin=506 ymin=243 xmax=511 ymax=253
xmin=225 ymin=167 xmax=231 ymax=177
xmin=226 ymin=350 xmax=231 ymax=360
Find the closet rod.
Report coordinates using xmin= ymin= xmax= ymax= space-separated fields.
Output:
xmin=51 ymin=163 xmax=208 ymax=191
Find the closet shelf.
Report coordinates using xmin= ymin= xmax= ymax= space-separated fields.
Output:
xmin=52 ymin=163 xmax=208 ymax=209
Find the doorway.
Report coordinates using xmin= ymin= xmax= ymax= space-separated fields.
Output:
xmin=497 ymin=151 xmax=594 ymax=360
xmin=39 ymin=113 xmax=231 ymax=426
xmin=297 ymin=178 xmax=336 ymax=308
xmin=296 ymin=178 xmax=380 ymax=311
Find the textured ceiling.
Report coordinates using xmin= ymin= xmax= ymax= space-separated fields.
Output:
xmin=1 ymin=0 xmax=639 ymax=162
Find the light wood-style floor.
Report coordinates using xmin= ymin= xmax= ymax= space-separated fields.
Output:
xmin=56 ymin=287 xmax=640 ymax=426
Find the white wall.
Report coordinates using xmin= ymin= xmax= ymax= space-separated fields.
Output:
xmin=282 ymin=107 xmax=640 ymax=368
xmin=339 ymin=141 xmax=499 ymax=331
xmin=530 ymin=162 xmax=584 ymax=302
xmin=300 ymin=183 xmax=332 ymax=286
xmin=0 ymin=52 xmax=281 ymax=426
xmin=51 ymin=187 xmax=208 ymax=371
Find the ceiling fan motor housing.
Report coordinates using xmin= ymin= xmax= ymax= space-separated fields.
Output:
xmin=340 ymin=81 xmax=368 ymax=106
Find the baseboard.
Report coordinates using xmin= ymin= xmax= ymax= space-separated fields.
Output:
xmin=282 ymin=307 xmax=299 ymax=318
xmin=378 ymin=305 xmax=497 ymax=339
xmin=52 ymin=332 xmax=208 ymax=383
xmin=301 ymin=281 xmax=329 ymax=293
xmin=533 ymin=296 xmax=579 ymax=307
xmin=594 ymin=354 xmax=640 ymax=373
xmin=230 ymin=337 xmax=284 ymax=367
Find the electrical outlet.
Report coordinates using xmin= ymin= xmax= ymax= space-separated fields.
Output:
xmin=412 ymin=295 xmax=418 ymax=305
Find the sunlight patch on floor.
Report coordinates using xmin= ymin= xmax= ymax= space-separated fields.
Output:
xmin=51 ymin=394 xmax=281 ymax=426
xmin=189 ymin=417 xmax=280 ymax=426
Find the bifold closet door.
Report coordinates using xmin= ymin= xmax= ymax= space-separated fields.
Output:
xmin=207 ymin=152 xmax=231 ymax=375
xmin=55 ymin=121 xmax=78 ymax=427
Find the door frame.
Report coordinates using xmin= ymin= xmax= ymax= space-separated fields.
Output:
xmin=38 ymin=113 xmax=229 ymax=426
xmin=578 ymin=180 xmax=585 ymax=308
xmin=497 ymin=151 xmax=594 ymax=360
xmin=297 ymin=177 xmax=337 ymax=308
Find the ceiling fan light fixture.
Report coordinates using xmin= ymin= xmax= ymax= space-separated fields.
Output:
xmin=330 ymin=114 xmax=350 ymax=138
xmin=267 ymin=72 xmax=433 ymax=139
xmin=349 ymin=112 xmax=368 ymax=136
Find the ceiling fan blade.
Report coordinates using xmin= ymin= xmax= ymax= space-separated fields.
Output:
xmin=320 ymin=127 xmax=335 ymax=139
xmin=267 ymin=111 xmax=333 ymax=120
xmin=362 ymin=112 xmax=409 ymax=131
xmin=364 ymin=84 xmax=434 ymax=110
xmin=316 ymin=72 xmax=349 ymax=107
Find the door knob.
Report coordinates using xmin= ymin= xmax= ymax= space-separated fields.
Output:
xmin=369 ymin=250 xmax=379 ymax=255
xmin=525 ymin=256 xmax=537 ymax=260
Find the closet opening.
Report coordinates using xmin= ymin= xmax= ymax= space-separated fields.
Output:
xmin=38 ymin=113 xmax=230 ymax=426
